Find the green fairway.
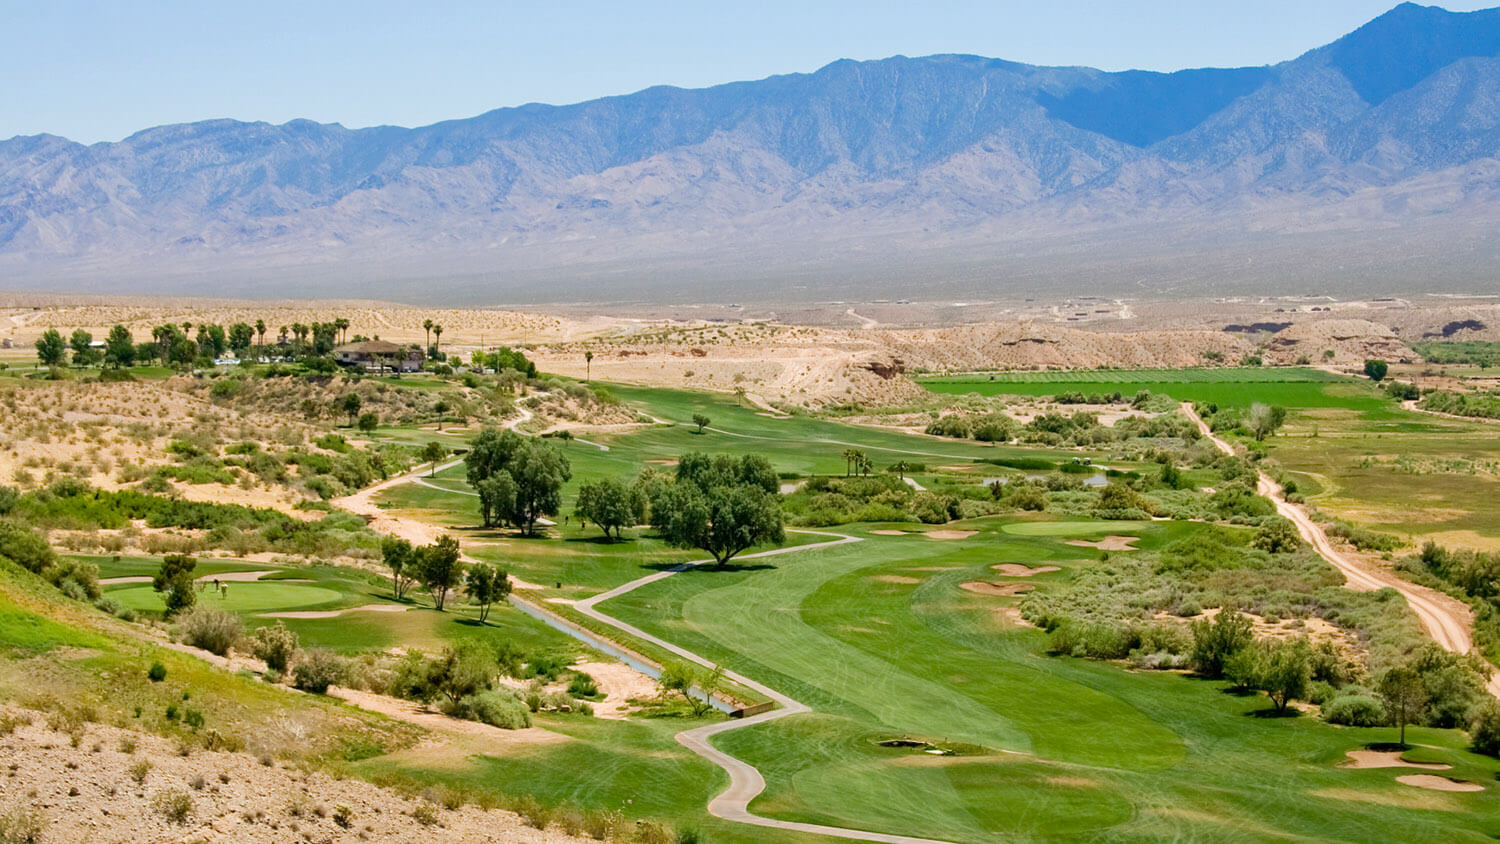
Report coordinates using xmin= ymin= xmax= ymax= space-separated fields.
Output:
xmin=107 ymin=582 xmax=344 ymax=614
xmin=586 ymin=518 xmax=1500 ymax=842
xmin=999 ymin=519 xmax=1152 ymax=536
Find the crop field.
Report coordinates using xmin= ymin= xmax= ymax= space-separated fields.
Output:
xmin=918 ymin=367 xmax=1398 ymax=411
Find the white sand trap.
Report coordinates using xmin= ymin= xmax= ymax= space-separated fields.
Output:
xmin=509 ymin=576 xmax=548 ymax=591
xmin=870 ymin=529 xmax=908 ymax=536
xmin=926 ymin=530 xmax=977 ymax=540
xmin=1066 ymin=535 xmax=1141 ymax=551
xmin=1396 ymin=774 xmax=1483 ymax=792
xmin=1341 ymin=750 xmax=1452 ymax=770
xmin=573 ymin=660 xmax=659 ymax=720
xmin=873 ymin=575 xmax=921 ymax=585
xmin=545 ymin=597 xmax=576 ymax=605
xmin=262 ymin=604 xmax=414 ymax=619
xmin=992 ymin=564 xmax=1061 ymax=577
xmin=961 ymin=581 xmax=1035 ymax=597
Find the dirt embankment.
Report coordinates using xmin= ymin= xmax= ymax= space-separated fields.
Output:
xmin=1261 ymin=319 xmax=1417 ymax=367
xmin=0 ymin=706 xmax=591 ymax=843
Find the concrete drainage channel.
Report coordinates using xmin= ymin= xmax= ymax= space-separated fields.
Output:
xmin=510 ymin=530 xmax=957 ymax=844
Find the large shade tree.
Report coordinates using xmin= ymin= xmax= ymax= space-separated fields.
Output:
xmin=648 ymin=452 xmax=784 ymax=567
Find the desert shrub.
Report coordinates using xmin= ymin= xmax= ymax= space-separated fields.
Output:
xmin=411 ymin=803 xmax=440 ymax=826
xmin=1211 ymin=484 xmax=1275 ymax=519
xmin=1469 ymin=700 xmax=1500 ymax=756
xmin=43 ymin=557 xmax=101 ymax=600
xmin=0 ymin=486 xmax=18 ymax=516
xmin=130 ymin=758 xmax=153 ymax=784
xmin=1190 ymin=610 xmax=1253 ymax=678
xmin=293 ymin=649 xmax=346 ymax=694
xmin=248 ymin=622 xmax=299 ymax=672
xmin=0 ymin=804 xmax=45 ymax=843
xmin=568 ymin=672 xmax=601 ymax=699
xmin=177 ymin=607 xmax=243 ymax=656
xmin=441 ymin=690 xmax=532 ymax=729
xmin=909 ymin=492 xmax=961 ymax=524
xmin=147 ymin=661 xmax=167 ymax=682
xmin=0 ymin=519 xmax=56 ymax=573
xmin=924 ymin=416 xmax=971 ymax=438
xmin=1251 ymin=518 xmax=1302 ymax=554
xmin=1322 ymin=692 xmax=1385 ymax=727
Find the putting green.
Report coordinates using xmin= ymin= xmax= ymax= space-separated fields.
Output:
xmin=1000 ymin=520 xmax=1151 ymax=537
xmin=107 ymin=582 xmax=343 ymax=614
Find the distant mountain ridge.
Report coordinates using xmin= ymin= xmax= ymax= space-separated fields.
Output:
xmin=2 ymin=3 xmax=1499 ymax=303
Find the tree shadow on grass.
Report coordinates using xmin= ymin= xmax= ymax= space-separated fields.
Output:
xmin=563 ymin=535 xmax=637 ymax=546
xmin=1246 ymin=708 xmax=1302 ymax=719
xmin=640 ymin=560 xmax=777 ymax=573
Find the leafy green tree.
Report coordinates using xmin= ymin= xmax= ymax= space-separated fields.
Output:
xmin=1364 ymin=359 xmax=1389 ymax=382
xmin=576 ymin=477 xmax=645 ymax=539
xmin=464 ymin=564 xmax=511 ymax=623
xmin=152 ymin=554 xmax=198 ymax=616
xmin=1247 ymin=403 xmax=1288 ymax=441
xmin=508 ymin=440 xmax=571 ymax=535
xmin=380 ymin=536 xmax=417 ymax=601
xmin=357 ymin=412 xmax=379 ymax=433
xmin=104 ymin=325 xmax=135 ymax=368
xmin=658 ymin=661 xmax=721 ymax=716
xmin=1259 ymin=639 xmax=1311 ymax=714
xmin=228 ymin=322 xmax=255 ymax=357
xmin=339 ymin=393 xmax=362 ymax=426
xmin=69 ymin=329 xmax=99 ymax=367
xmin=169 ymin=336 xmax=198 ymax=368
xmin=650 ymin=475 xmax=784 ymax=567
xmin=476 ymin=472 xmax=517 ymax=528
xmin=675 ymin=452 xmax=778 ymax=495
xmin=422 ymin=441 xmax=447 ymax=476
xmin=196 ymin=323 xmax=227 ymax=358
xmin=464 ymin=428 xmax=524 ymax=487
xmin=415 ymin=536 xmax=463 ymax=611
xmin=35 ymin=329 xmax=66 ymax=367
xmin=1190 ymin=609 xmax=1253 ymax=678
xmin=1378 ymin=663 xmax=1429 ymax=747
xmin=691 ymin=413 xmax=711 ymax=434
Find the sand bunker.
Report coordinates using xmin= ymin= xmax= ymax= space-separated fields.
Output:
xmin=1341 ymin=750 xmax=1452 ymax=771
xmin=1066 ymin=535 xmax=1141 ymax=551
xmin=961 ymin=581 xmax=1035 ymax=597
xmin=874 ymin=575 xmax=921 ymax=584
xmin=870 ymin=529 xmax=908 ymax=536
xmin=926 ymin=530 xmax=977 ymax=540
xmin=992 ymin=564 xmax=1060 ymax=577
xmin=262 ymin=604 xmax=413 ymax=619
xmin=1396 ymin=774 xmax=1484 ymax=792
xmin=572 ymin=660 xmax=658 ymax=720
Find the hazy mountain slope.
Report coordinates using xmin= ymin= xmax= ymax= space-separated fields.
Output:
xmin=1 ymin=3 xmax=1498 ymax=303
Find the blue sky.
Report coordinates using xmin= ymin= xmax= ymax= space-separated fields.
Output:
xmin=3 ymin=1 xmax=1493 ymax=143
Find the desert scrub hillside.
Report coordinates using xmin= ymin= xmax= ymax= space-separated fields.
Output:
xmin=9 ymin=480 xmax=383 ymax=562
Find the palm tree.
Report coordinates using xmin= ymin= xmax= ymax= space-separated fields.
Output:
xmin=857 ymin=454 xmax=874 ymax=476
xmin=432 ymin=324 xmax=443 ymax=356
xmin=255 ymin=319 xmax=266 ymax=354
xmin=891 ymin=460 xmax=910 ymax=480
xmin=842 ymin=448 xmax=861 ymax=477
xmin=423 ymin=319 xmax=433 ymax=352
xmin=584 ymin=350 xmax=594 ymax=381
xmin=334 ymin=317 xmax=350 ymax=344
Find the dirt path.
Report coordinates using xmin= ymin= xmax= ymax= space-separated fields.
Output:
xmin=1181 ymin=402 xmax=1498 ymax=697
xmin=1402 ymin=399 xmax=1500 ymax=424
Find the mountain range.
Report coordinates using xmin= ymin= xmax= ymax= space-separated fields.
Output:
xmin=3 ymin=2 xmax=1499 ymax=304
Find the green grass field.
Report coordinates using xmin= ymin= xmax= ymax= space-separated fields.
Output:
xmin=340 ymin=382 xmax=1500 ymax=841
xmin=918 ymin=367 xmax=1399 ymax=412
xmin=18 ymin=373 xmax=1500 ymax=840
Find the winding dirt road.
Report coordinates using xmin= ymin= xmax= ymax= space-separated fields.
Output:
xmin=1181 ymin=402 xmax=1498 ymax=696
